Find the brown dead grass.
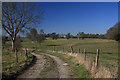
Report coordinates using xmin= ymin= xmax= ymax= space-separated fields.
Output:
xmin=57 ymin=51 xmax=116 ymax=78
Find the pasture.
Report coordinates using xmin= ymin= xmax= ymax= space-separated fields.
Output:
xmin=21 ymin=38 xmax=118 ymax=75
xmin=4 ymin=38 xmax=118 ymax=77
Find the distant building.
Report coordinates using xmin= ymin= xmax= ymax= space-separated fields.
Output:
xmin=58 ymin=34 xmax=66 ymax=38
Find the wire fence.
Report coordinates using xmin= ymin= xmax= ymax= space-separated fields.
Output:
xmin=38 ymin=45 xmax=118 ymax=77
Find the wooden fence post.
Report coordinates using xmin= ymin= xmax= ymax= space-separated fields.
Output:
xmin=70 ymin=46 xmax=74 ymax=53
xmin=25 ymin=48 xmax=28 ymax=58
xmin=95 ymin=49 xmax=99 ymax=69
xmin=53 ymin=46 xmax=55 ymax=51
xmin=78 ymin=49 xmax=80 ymax=53
xmin=63 ymin=47 xmax=64 ymax=52
xmin=15 ymin=49 xmax=18 ymax=63
xmin=20 ymin=51 xmax=22 ymax=56
xmin=84 ymin=48 xmax=86 ymax=61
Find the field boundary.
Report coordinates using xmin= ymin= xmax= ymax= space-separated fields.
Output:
xmin=35 ymin=50 xmax=92 ymax=78
xmin=47 ymin=50 xmax=117 ymax=78
xmin=2 ymin=53 xmax=36 ymax=79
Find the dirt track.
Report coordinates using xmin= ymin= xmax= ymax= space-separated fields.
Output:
xmin=17 ymin=53 xmax=46 ymax=78
xmin=17 ymin=53 xmax=73 ymax=78
xmin=39 ymin=53 xmax=73 ymax=78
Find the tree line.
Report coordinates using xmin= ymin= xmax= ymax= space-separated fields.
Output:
xmin=2 ymin=2 xmax=120 ymax=52
xmin=105 ymin=22 xmax=120 ymax=42
xmin=26 ymin=28 xmax=45 ymax=44
xmin=3 ymin=22 xmax=119 ymax=46
xmin=26 ymin=23 xmax=120 ymax=42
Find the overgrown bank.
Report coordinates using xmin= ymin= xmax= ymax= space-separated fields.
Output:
xmin=2 ymin=50 xmax=36 ymax=79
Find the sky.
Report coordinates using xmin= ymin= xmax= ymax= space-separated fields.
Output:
xmin=2 ymin=2 xmax=118 ymax=36
xmin=1 ymin=0 xmax=120 ymax=2
xmin=34 ymin=2 xmax=118 ymax=35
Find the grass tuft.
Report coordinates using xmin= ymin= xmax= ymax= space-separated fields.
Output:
xmin=35 ymin=50 xmax=93 ymax=78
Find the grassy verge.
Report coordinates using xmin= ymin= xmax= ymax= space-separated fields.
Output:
xmin=2 ymin=49 xmax=36 ymax=79
xmin=39 ymin=54 xmax=58 ymax=78
xmin=19 ymin=38 xmax=118 ymax=71
xmin=35 ymin=50 xmax=93 ymax=78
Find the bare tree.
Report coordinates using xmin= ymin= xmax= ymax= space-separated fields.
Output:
xmin=0 ymin=1 xmax=2 ymax=24
xmin=36 ymin=34 xmax=45 ymax=44
xmin=81 ymin=32 xmax=85 ymax=40
xmin=105 ymin=22 xmax=120 ymax=41
xmin=30 ymin=28 xmax=38 ymax=42
xmin=77 ymin=32 xmax=81 ymax=40
xmin=66 ymin=33 xmax=71 ymax=39
xmin=51 ymin=32 xmax=57 ymax=40
xmin=40 ymin=29 xmax=44 ymax=34
xmin=2 ymin=2 xmax=44 ymax=51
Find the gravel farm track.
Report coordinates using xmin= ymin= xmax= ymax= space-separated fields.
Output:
xmin=17 ymin=52 xmax=73 ymax=79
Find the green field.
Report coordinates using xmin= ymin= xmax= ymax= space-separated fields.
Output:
xmin=4 ymin=38 xmax=118 ymax=76
xmin=21 ymin=38 xmax=118 ymax=75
